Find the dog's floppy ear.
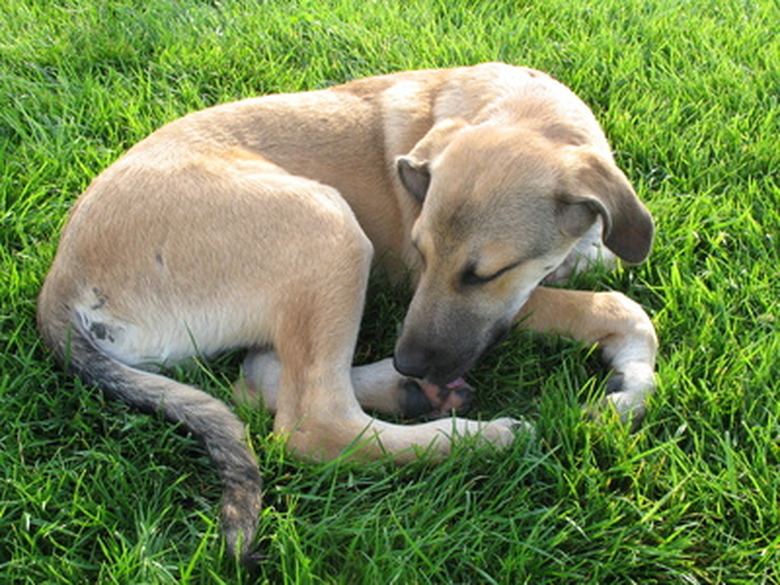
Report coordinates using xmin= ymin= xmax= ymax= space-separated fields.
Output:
xmin=556 ymin=194 xmax=610 ymax=240
xmin=396 ymin=118 xmax=467 ymax=205
xmin=397 ymin=156 xmax=430 ymax=204
xmin=566 ymin=149 xmax=654 ymax=264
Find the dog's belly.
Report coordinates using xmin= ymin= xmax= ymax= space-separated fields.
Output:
xmin=74 ymin=293 xmax=275 ymax=368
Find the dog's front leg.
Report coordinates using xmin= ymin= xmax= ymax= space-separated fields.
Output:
xmin=517 ymin=286 xmax=657 ymax=426
xmin=237 ymin=353 xmax=473 ymax=419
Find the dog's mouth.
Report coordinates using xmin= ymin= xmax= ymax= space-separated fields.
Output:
xmin=445 ymin=377 xmax=468 ymax=390
xmin=394 ymin=312 xmax=514 ymax=389
xmin=416 ymin=361 xmax=473 ymax=388
xmin=395 ymin=322 xmax=511 ymax=388
xmin=415 ymin=376 xmax=469 ymax=395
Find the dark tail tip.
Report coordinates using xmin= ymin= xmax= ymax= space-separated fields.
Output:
xmin=221 ymin=469 xmax=264 ymax=566
xmin=46 ymin=314 xmax=268 ymax=563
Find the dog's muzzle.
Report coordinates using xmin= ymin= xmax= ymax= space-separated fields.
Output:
xmin=393 ymin=320 xmax=511 ymax=385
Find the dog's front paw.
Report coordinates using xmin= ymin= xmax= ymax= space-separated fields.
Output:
xmin=400 ymin=377 xmax=474 ymax=419
xmin=587 ymin=366 xmax=656 ymax=430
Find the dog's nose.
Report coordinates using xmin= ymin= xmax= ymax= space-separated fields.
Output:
xmin=393 ymin=346 xmax=431 ymax=380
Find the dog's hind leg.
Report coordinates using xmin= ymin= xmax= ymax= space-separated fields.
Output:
xmin=236 ymin=352 xmax=473 ymax=419
xmin=258 ymin=184 xmax=518 ymax=462
xmin=517 ymin=286 xmax=657 ymax=426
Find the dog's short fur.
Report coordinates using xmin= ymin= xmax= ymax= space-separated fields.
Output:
xmin=38 ymin=63 xmax=657 ymax=561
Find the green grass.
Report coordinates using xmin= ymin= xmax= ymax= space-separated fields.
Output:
xmin=2 ymin=0 xmax=778 ymax=582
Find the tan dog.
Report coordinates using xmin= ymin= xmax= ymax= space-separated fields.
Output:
xmin=38 ymin=63 xmax=657 ymax=562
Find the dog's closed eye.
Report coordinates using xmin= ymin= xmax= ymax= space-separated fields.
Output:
xmin=460 ymin=260 xmax=521 ymax=287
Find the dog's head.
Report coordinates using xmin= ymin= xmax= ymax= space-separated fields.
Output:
xmin=393 ymin=121 xmax=653 ymax=384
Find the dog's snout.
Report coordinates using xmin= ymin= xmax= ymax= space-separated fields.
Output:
xmin=394 ymin=336 xmax=473 ymax=385
xmin=393 ymin=343 xmax=434 ymax=380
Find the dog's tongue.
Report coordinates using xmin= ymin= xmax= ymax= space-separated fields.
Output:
xmin=445 ymin=377 xmax=467 ymax=390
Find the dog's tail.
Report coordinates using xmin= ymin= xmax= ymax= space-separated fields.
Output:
xmin=37 ymin=309 xmax=262 ymax=564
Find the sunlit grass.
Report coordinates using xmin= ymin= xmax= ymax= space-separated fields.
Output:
xmin=2 ymin=0 xmax=778 ymax=582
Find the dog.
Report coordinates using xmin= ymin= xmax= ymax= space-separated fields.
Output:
xmin=37 ymin=62 xmax=657 ymax=562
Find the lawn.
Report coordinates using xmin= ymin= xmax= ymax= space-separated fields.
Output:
xmin=1 ymin=0 xmax=778 ymax=583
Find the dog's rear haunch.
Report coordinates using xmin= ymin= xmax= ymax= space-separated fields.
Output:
xmin=38 ymin=63 xmax=657 ymax=562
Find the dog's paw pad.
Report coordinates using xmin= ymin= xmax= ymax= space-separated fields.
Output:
xmin=605 ymin=372 xmax=625 ymax=395
xmin=400 ymin=380 xmax=436 ymax=418
xmin=510 ymin=419 xmax=535 ymax=436
xmin=400 ymin=377 xmax=474 ymax=419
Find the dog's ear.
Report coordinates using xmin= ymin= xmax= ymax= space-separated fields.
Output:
xmin=566 ymin=149 xmax=654 ymax=264
xmin=556 ymin=194 xmax=609 ymax=240
xmin=397 ymin=156 xmax=431 ymax=204
xmin=397 ymin=118 xmax=468 ymax=205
